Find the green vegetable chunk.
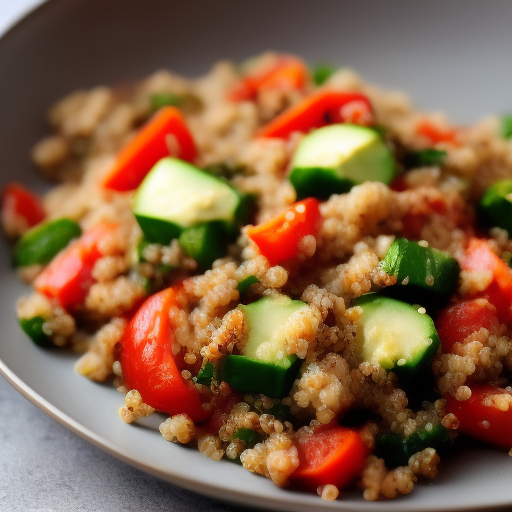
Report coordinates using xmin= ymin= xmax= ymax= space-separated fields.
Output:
xmin=178 ymin=222 xmax=227 ymax=270
xmin=403 ymin=149 xmax=447 ymax=169
xmin=480 ymin=180 xmax=512 ymax=237
xmin=13 ymin=218 xmax=82 ymax=268
xmin=133 ymin=158 xmax=243 ymax=245
xmin=219 ymin=295 xmax=307 ymax=399
xmin=380 ymin=238 xmax=460 ymax=305
xmin=289 ymin=124 xmax=396 ymax=200
xmin=233 ymin=427 xmax=263 ymax=446
xmin=500 ymin=115 xmax=512 ymax=139
xmin=375 ymin=423 xmax=452 ymax=468
xmin=312 ymin=64 xmax=335 ymax=86
xmin=19 ymin=316 xmax=52 ymax=347
xmin=195 ymin=362 xmax=216 ymax=386
xmin=236 ymin=275 xmax=259 ymax=294
xmin=354 ymin=294 xmax=440 ymax=378
xmin=150 ymin=92 xmax=183 ymax=111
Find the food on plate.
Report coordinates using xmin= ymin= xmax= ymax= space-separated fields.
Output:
xmin=3 ymin=51 xmax=512 ymax=501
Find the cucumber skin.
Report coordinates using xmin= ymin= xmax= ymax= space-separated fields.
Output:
xmin=354 ymin=294 xmax=440 ymax=379
xmin=13 ymin=218 xmax=82 ymax=268
xmin=289 ymin=167 xmax=353 ymax=200
xmin=19 ymin=316 xmax=52 ymax=348
xmin=479 ymin=180 xmax=512 ymax=237
xmin=218 ymin=355 xmax=301 ymax=399
xmin=178 ymin=222 xmax=227 ymax=270
xmin=375 ymin=423 xmax=452 ymax=468
xmin=237 ymin=275 xmax=259 ymax=294
xmin=380 ymin=239 xmax=460 ymax=306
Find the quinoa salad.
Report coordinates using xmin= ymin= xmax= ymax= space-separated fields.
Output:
xmin=3 ymin=52 xmax=512 ymax=502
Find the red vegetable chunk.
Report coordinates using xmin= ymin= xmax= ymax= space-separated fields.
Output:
xmin=102 ymin=106 xmax=196 ymax=191
xmin=1 ymin=182 xmax=45 ymax=234
xmin=34 ymin=221 xmax=119 ymax=310
xmin=247 ymin=198 xmax=321 ymax=266
xmin=291 ymin=424 xmax=368 ymax=491
xmin=120 ymin=287 xmax=211 ymax=422
xmin=436 ymin=298 xmax=497 ymax=352
xmin=258 ymin=90 xmax=373 ymax=139
xmin=445 ymin=384 xmax=512 ymax=449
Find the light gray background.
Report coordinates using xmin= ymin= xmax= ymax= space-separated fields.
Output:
xmin=2 ymin=1 xmax=512 ymax=512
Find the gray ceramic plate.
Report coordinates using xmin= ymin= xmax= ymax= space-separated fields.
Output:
xmin=2 ymin=1 xmax=512 ymax=510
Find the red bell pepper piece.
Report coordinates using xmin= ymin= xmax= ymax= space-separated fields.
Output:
xmin=247 ymin=198 xmax=321 ymax=266
xmin=445 ymin=384 xmax=512 ymax=449
xmin=462 ymin=238 xmax=512 ymax=324
xmin=1 ymin=182 xmax=45 ymax=233
xmin=416 ymin=119 xmax=459 ymax=146
xmin=102 ymin=106 xmax=197 ymax=191
xmin=436 ymin=298 xmax=497 ymax=353
xmin=229 ymin=55 xmax=308 ymax=102
xmin=290 ymin=424 xmax=368 ymax=491
xmin=119 ymin=287 xmax=211 ymax=422
xmin=34 ymin=221 xmax=119 ymax=310
xmin=257 ymin=90 xmax=373 ymax=139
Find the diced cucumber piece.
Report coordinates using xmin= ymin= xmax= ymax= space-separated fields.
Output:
xmin=178 ymin=222 xmax=228 ymax=270
xmin=237 ymin=275 xmax=259 ymax=294
xmin=375 ymin=423 xmax=452 ymax=468
xmin=13 ymin=218 xmax=82 ymax=268
xmin=480 ymin=180 xmax=512 ymax=237
xmin=195 ymin=361 xmax=215 ymax=386
xmin=19 ymin=316 xmax=52 ymax=348
xmin=133 ymin=158 xmax=243 ymax=244
xmin=403 ymin=149 xmax=447 ymax=169
xmin=289 ymin=124 xmax=396 ymax=200
xmin=219 ymin=295 xmax=307 ymax=398
xmin=354 ymin=294 xmax=440 ymax=378
xmin=380 ymin=238 xmax=460 ymax=305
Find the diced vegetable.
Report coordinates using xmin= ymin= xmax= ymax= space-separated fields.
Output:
xmin=435 ymin=298 xmax=497 ymax=353
xmin=380 ymin=238 xmax=460 ymax=305
xmin=195 ymin=361 xmax=215 ymax=386
xmin=19 ymin=316 xmax=52 ymax=348
xmin=149 ymin=92 xmax=183 ymax=111
xmin=258 ymin=90 xmax=374 ymax=139
xmin=375 ymin=423 xmax=451 ymax=468
xmin=229 ymin=55 xmax=308 ymax=102
xmin=178 ymin=222 xmax=228 ymax=271
xmin=462 ymin=238 xmax=512 ymax=323
xmin=219 ymin=295 xmax=307 ymax=399
xmin=233 ymin=427 xmax=263 ymax=446
xmin=289 ymin=124 xmax=397 ymax=200
xmin=416 ymin=119 xmax=459 ymax=146
xmin=290 ymin=424 xmax=368 ymax=491
xmin=354 ymin=294 xmax=440 ymax=378
xmin=480 ymin=180 xmax=512 ymax=237
xmin=403 ymin=148 xmax=447 ymax=169
xmin=120 ymin=287 xmax=211 ymax=422
xmin=444 ymin=384 xmax=512 ymax=449
xmin=33 ymin=221 xmax=119 ymax=310
xmin=312 ymin=64 xmax=335 ymax=86
xmin=1 ymin=182 xmax=45 ymax=234
xmin=102 ymin=106 xmax=197 ymax=191
xmin=500 ymin=115 xmax=512 ymax=139
xmin=13 ymin=218 xmax=81 ymax=268
xmin=236 ymin=275 xmax=259 ymax=294
xmin=133 ymin=158 xmax=243 ymax=245
xmin=247 ymin=198 xmax=321 ymax=266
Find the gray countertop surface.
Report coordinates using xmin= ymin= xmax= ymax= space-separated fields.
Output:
xmin=0 ymin=376 xmax=259 ymax=512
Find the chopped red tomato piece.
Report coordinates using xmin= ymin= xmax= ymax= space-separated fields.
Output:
xmin=436 ymin=298 xmax=498 ymax=352
xmin=462 ymin=238 xmax=512 ymax=324
xmin=290 ymin=424 xmax=368 ymax=491
xmin=102 ymin=106 xmax=196 ymax=191
xmin=119 ymin=287 xmax=211 ymax=422
xmin=445 ymin=384 xmax=512 ymax=449
xmin=247 ymin=198 xmax=321 ymax=266
xmin=1 ymin=182 xmax=45 ymax=235
xmin=229 ymin=55 xmax=308 ymax=102
xmin=34 ymin=221 xmax=119 ymax=310
xmin=416 ymin=119 xmax=459 ymax=146
xmin=257 ymin=90 xmax=374 ymax=139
